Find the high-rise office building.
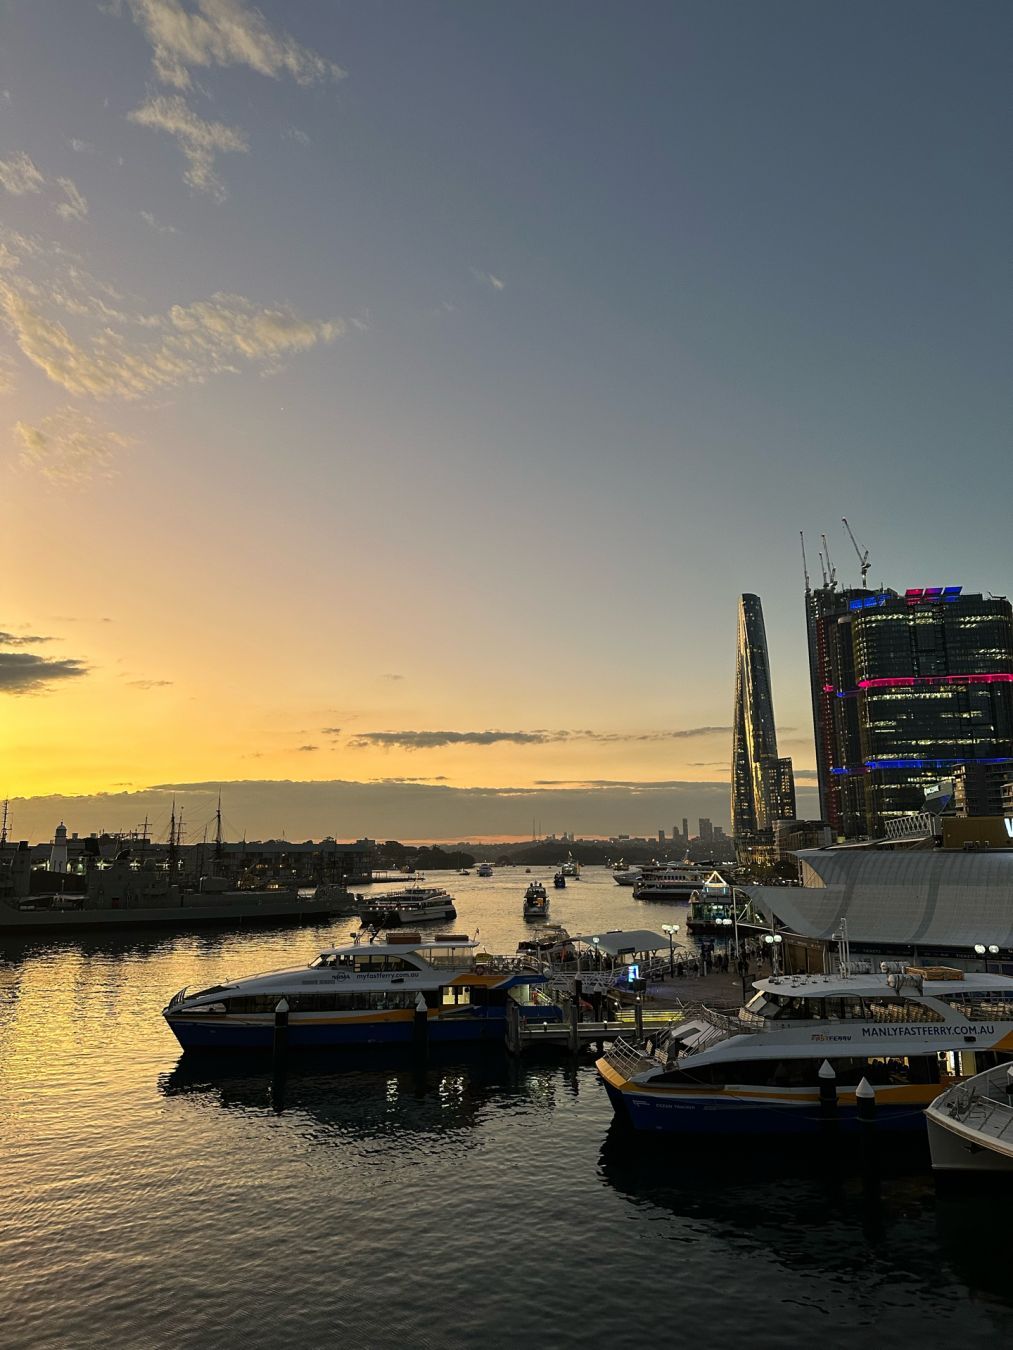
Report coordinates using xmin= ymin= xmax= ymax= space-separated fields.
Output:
xmin=681 ymin=817 xmax=688 ymax=842
xmin=806 ymin=583 xmax=1013 ymax=838
xmin=732 ymin=593 xmax=795 ymax=859
xmin=658 ymin=829 xmax=666 ymax=844
xmin=698 ymin=817 xmax=713 ymax=841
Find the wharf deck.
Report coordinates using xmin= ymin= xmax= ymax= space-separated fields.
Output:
xmin=509 ymin=1008 xmax=681 ymax=1055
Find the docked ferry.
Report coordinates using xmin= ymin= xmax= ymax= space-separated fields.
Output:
xmin=632 ymin=865 xmax=719 ymax=901
xmin=597 ymin=966 xmax=1013 ymax=1135
xmin=164 ymin=934 xmax=562 ymax=1049
xmin=359 ymin=885 xmax=456 ymax=927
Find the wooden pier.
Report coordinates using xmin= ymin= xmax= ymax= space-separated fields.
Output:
xmin=506 ymin=999 xmax=681 ymax=1055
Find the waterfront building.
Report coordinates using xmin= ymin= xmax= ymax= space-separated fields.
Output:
xmin=731 ymin=593 xmax=796 ymax=861
xmin=952 ymin=762 xmax=1013 ymax=818
xmin=806 ymin=584 xmax=1013 ymax=839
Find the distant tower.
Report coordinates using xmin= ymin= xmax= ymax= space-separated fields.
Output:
xmin=681 ymin=817 xmax=688 ymax=842
xmin=50 ymin=821 xmax=69 ymax=873
xmin=732 ymin=594 xmax=794 ymax=861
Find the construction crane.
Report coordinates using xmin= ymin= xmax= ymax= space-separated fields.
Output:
xmin=820 ymin=533 xmax=837 ymax=590
xmin=800 ymin=531 xmax=811 ymax=592
xmin=842 ymin=517 xmax=870 ymax=587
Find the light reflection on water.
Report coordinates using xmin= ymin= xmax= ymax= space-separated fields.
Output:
xmin=2 ymin=868 xmax=1013 ymax=1348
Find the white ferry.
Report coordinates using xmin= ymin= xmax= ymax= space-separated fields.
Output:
xmin=164 ymin=934 xmax=561 ymax=1050
xmin=632 ymin=865 xmax=720 ymax=901
xmin=612 ymin=863 xmax=641 ymax=887
xmin=359 ymin=885 xmax=457 ymax=927
xmin=561 ymin=856 xmax=580 ymax=879
xmin=597 ymin=965 xmax=1013 ymax=1136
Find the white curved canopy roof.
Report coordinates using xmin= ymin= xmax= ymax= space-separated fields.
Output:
xmin=751 ymin=848 xmax=1013 ymax=948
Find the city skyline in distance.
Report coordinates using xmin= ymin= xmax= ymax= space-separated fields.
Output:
xmin=1 ymin=3 xmax=1009 ymax=827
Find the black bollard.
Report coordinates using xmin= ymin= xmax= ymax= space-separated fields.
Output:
xmin=635 ymin=995 xmax=644 ymax=1041
xmin=413 ymin=992 xmax=429 ymax=1057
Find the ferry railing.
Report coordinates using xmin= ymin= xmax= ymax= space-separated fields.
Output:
xmin=944 ymin=1069 xmax=1013 ymax=1141
xmin=167 ymin=986 xmax=188 ymax=1008
xmin=601 ymin=1035 xmax=658 ymax=1081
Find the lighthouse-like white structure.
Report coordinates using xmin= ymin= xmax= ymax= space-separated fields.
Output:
xmin=49 ymin=821 xmax=69 ymax=873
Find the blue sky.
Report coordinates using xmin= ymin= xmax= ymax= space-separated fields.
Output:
xmin=0 ymin=1 xmax=1009 ymax=838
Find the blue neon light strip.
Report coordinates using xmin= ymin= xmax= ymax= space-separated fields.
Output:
xmin=864 ymin=757 xmax=1013 ymax=770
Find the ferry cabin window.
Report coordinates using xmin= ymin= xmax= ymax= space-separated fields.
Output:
xmin=220 ymin=991 xmax=418 ymax=1013
xmin=655 ymin=1056 xmax=940 ymax=1089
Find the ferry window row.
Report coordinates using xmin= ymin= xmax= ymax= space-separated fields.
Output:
xmin=310 ymin=954 xmax=418 ymax=972
xmin=654 ymin=1055 xmax=942 ymax=1089
xmin=222 ymin=992 xmax=421 ymax=1013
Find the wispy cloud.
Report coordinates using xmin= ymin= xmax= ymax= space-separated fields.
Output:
xmin=471 ymin=268 xmax=505 ymax=292
xmin=128 ymin=94 xmax=247 ymax=199
xmin=69 ymin=139 xmax=96 ymax=155
xmin=0 ymin=278 xmax=341 ymax=400
xmin=140 ymin=209 xmax=178 ymax=235
xmin=0 ymin=651 xmax=88 ymax=693
xmin=0 ymin=630 xmax=52 ymax=646
xmin=0 ymin=152 xmax=45 ymax=195
xmin=348 ymin=725 xmax=734 ymax=751
xmin=54 ymin=178 xmax=89 ymax=222
xmin=285 ymin=127 xmax=310 ymax=146
xmin=0 ymin=154 xmax=88 ymax=222
xmin=124 ymin=0 xmax=345 ymax=90
xmin=296 ymin=744 xmax=318 ymax=752
xmin=14 ymin=409 xmax=131 ymax=484
xmin=349 ymin=730 xmax=552 ymax=750
xmin=127 ymin=678 xmax=173 ymax=689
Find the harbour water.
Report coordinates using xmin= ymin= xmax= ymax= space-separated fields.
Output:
xmin=3 ymin=867 xmax=1013 ymax=1348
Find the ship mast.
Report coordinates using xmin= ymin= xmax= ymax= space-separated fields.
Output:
xmin=0 ymin=798 xmax=8 ymax=847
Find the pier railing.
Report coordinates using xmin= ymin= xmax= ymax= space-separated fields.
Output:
xmin=601 ymin=1035 xmax=659 ymax=1080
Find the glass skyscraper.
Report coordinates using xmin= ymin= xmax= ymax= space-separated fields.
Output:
xmin=806 ymin=584 xmax=1013 ymax=838
xmin=732 ymin=593 xmax=795 ymax=860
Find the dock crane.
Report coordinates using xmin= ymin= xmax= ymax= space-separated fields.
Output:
xmin=842 ymin=517 xmax=871 ymax=587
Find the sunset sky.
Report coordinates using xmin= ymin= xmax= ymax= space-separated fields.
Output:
xmin=2 ymin=1 xmax=1010 ymax=841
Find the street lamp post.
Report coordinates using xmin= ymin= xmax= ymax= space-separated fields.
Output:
xmin=591 ymin=935 xmax=600 ymax=973
xmin=973 ymin=941 xmax=1000 ymax=973
xmin=764 ymin=932 xmax=783 ymax=978
xmin=662 ymin=923 xmax=679 ymax=977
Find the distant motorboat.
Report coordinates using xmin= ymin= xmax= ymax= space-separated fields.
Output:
xmin=553 ymin=871 xmax=566 ymax=889
xmin=523 ymin=880 xmax=549 ymax=920
xmin=561 ymin=855 xmax=580 ymax=879
xmin=476 ymin=862 xmax=494 ymax=878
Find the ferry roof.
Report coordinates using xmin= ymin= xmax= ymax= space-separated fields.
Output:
xmin=318 ymin=937 xmax=479 ymax=956
xmin=752 ymin=970 xmax=1013 ymax=998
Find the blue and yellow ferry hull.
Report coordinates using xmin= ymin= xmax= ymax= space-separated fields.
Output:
xmin=598 ymin=1062 xmax=939 ymax=1136
xmin=167 ymin=1005 xmax=562 ymax=1051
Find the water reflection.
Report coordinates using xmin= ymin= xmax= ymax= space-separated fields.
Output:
xmin=159 ymin=1049 xmax=562 ymax=1144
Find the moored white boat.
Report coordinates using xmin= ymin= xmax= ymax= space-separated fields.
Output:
xmin=632 ymin=864 xmax=719 ymax=901
xmin=597 ymin=964 xmax=1013 ymax=1136
xmin=926 ymin=1064 xmax=1013 ymax=1172
xmin=359 ymin=885 xmax=456 ymax=927
xmin=163 ymin=934 xmax=562 ymax=1050
xmin=476 ymin=862 xmax=494 ymax=878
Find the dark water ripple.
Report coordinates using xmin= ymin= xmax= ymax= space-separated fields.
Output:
xmin=2 ymin=868 xmax=1013 ymax=1348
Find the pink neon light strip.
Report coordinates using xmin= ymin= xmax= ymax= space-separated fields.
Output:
xmin=856 ymin=673 xmax=1013 ymax=690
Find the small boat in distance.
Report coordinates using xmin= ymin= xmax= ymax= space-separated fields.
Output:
xmin=359 ymin=884 xmax=457 ymax=927
xmin=561 ymin=855 xmax=580 ymax=879
xmin=476 ymin=862 xmax=494 ymax=878
xmin=523 ymin=880 xmax=549 ymax=920
xmin=553 ymin=871 xmax=566 ymax=889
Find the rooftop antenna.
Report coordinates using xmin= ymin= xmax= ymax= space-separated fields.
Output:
xmin=820 ymin=533 xmax=837 ymax=590
xmin=0 ymin=798 xmax=8 ymax=846
xmin=800 ymin=531 xmax=811 ymax=594
xmin=842 ymin=517 xmax=871 ymax=588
